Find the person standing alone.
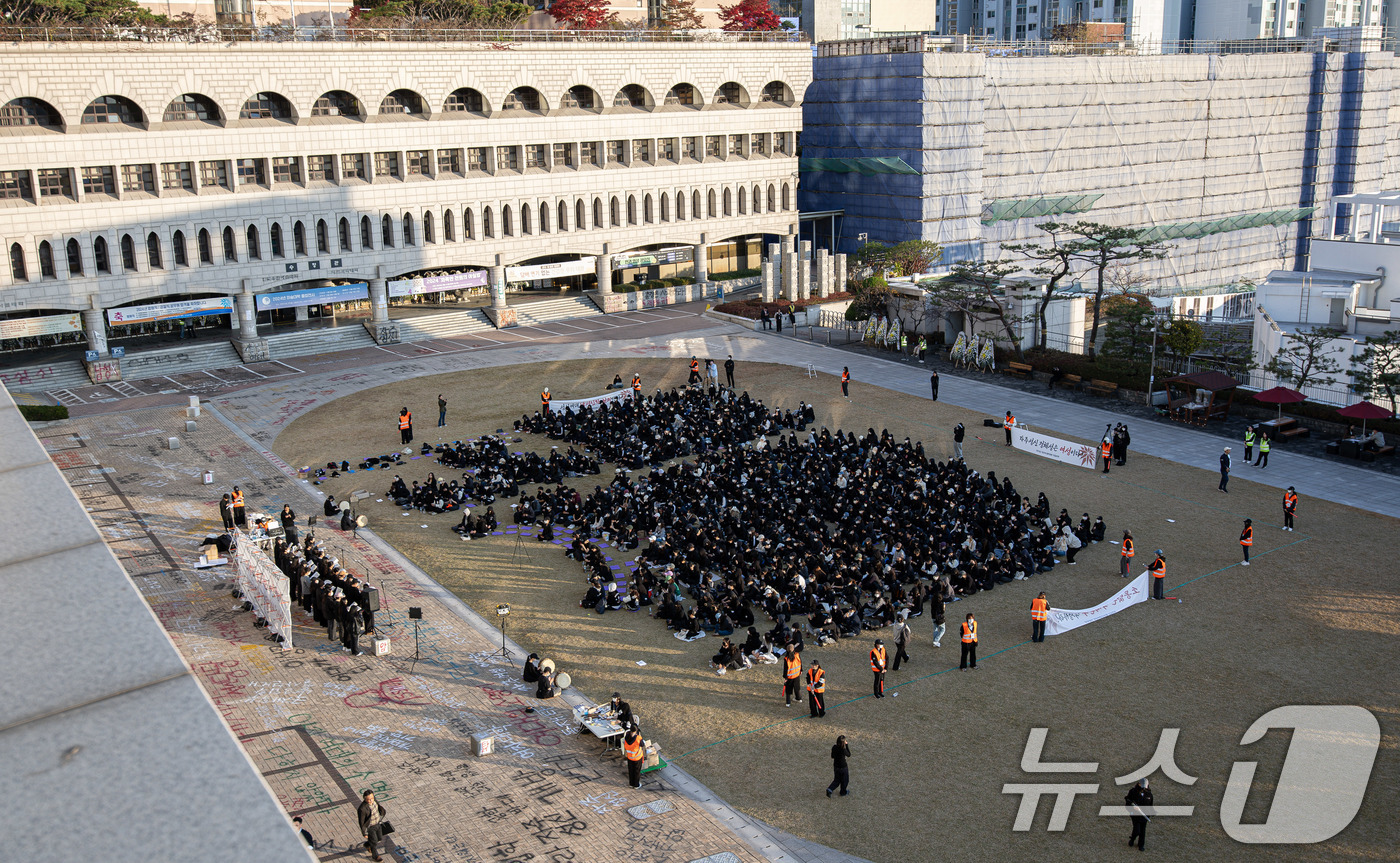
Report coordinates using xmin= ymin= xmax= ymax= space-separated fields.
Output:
xmin=806 ymin=661 xmax=826 ymax=717
xmin=1240 ymin=519 xmax=1253 ymax=565
xmin=1282 ymin=486 xmax=1297 ymax=531
xmin=1004 ymin=411 xmax=1016 ymax=446
xmin=724 ymin=354 xmax=735 ymax=388
xmin=930 ymin=370 xmax=939 ymax=401
xmin=541 ymin=388 xmax=551 ymax=415
xmin=1219 ymin=447 xmax=1232 ymax=493
xmin=959 ymin=613 xmax=978 ymax=670
xmin=869 ymin=639 xmax=887 ymax=698
xmin=398 ymin=408 xmax=413 ymax=445
xmin=1120 ymin=530 xmax=1134 ymax=577
xmin=840 ymin=367 xmax=850 ymax=399
xmin=953 ymin=422 xmax=965 ymax=460
xmin=437 ymin=394 xmax=447 ymax=427
xmin=1030 ymin=592 xmax=1048 ymax=642
xmin=1148 ymin=550 xmax=1166 ymax=600
xmin=826 ymin=735 xmax=851 ymax=797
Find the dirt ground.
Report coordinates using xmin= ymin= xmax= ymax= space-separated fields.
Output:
xmin=274 ymin=356 xmax=1399 ymax=863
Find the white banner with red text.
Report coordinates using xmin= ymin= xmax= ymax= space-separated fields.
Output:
xmin=550 ymin=388 xmax=634 ymax=415
xmin=1045 ymin=573 xmax=1150 ymax=636
xmin=1012 ymin=426 xmax=1100 ymax=470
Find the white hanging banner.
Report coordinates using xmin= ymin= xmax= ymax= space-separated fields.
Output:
xmin=1012 ymin=426 xmax=1100 ymax=470
xmin=549 ymin=388 xmax=634 ymax=414
xmin=231 ymin=529 xmax=294 ymax=647
xmin=507 ymin=257 xmax=597 ymax=282
xmin=1045 ymin=573 xmax=1150 ymax=636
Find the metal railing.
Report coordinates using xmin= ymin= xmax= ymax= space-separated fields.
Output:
xmin=0 ymin=24 xmax=809 ymax=45
xmin=816 ymin=32 xmax=1393 ymax=58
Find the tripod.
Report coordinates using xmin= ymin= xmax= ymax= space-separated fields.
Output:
xmin=509 ymin=529 xmax=530 ymax=565
xmin=490 ymin=614 xmax=511 ymax=660
xmin=409 ymin=619 xmax=422 ymax=672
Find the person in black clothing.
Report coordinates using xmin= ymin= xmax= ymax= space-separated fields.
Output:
xmin=1126 ymin=778 xmax=1153 ymax=850
xmin=1219 ymin=447 xmax=1232 ymax=493
xmin=930 ymin=371 xmax=939 ymax=401
xmin=725 ymin=355 xmax=735 ymax=388
xmin=953 ymin=422 xmax=965 ymax=460
xmin=280 ymin=504 xmax=298 ymax=546
xmin=760 ymin=307 xmax=771 ymax=330
xmin=358 ymin=790 xmax=389 ymax=862
xmin=219 ymin=494 xmax=235 ymax=530
xmin=826 ymin=735 xmax=851 ymax=797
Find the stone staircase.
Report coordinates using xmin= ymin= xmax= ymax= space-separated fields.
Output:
xmin=264 ymin=325 xmax=377 ymax=358
xmin=0 ymin=358 xmax=92 ymax=394
xmin=393 ymin=309 xmax=494 ymax=342
xmin=511 ymin=296 xmax=603 ymax=327
xmin=117 ymin=340 xmax=243 ymax=381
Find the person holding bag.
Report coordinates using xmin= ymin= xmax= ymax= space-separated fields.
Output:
xmin=358 ymin=790 xmax=394 ymax=862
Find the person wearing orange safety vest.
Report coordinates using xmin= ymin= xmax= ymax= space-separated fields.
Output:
xmin=869 ymin=640 xmax=887 ymax=698
xmin=397 ymin=407 xmax=413 ymax=445
xmin=1101 ymin=437 xmax=1112 ymax=473
xmin=1240 ymin=519 xmax=1253 ymax=566
xmin=1004 ymin=411 xmax=1016 ymax=447
xmin=688 ymin=356 xmax=701 ymax=386
xmin=230 ymin=486 xmax=247 ymax=528
xmin=1119 ymin=530 xmax=1134 ymax=577
xmin=959 ymin=613 xmax=978 ymax=671
xmin=1282 ymin=487 xmax=1297 ymax=531
xmin=540 ymin=388 xmax=551 ymax=415
xmin=841 ymin=367 xmax=850 ymax=399
xmin=622 ymin=727 xmax=644 ymax=788
xmin=782 ymin=649 xmax=802 ymax=707
xmin=806 ymin=661 xmax=826 ymax=718
xmin=1030 ymin=592 xmax=1049 ymax=642
xmin=631 ymin=374 xmax=642 ymax=400
xmin=1148 ymin=550 xmax=1166 ymax=600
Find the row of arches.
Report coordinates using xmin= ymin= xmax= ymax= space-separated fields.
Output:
xmin=0 ymin=81 xmax=795 ymax=131
xmin=6 ymin=182 xmax=793 ymax=282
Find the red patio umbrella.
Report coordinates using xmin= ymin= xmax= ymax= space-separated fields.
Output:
xmin=1254 ymin=385 xmax=1307 ymax=419
xmin=1337 ymin=400 xmax=1394 ymax=436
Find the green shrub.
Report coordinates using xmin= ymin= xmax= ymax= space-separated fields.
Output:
xmin=19 ymin=404 xmax=69 ymax=421
xmin=645 ymin=279 xmax=666 ymax=290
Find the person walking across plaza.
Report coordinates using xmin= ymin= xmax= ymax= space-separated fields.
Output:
xmin=841 ymin=367 xmax=850 ymax=399
xmin=724 ymin=354 xmax=735 ymax=389
xmin=1240 ymin=519 xmax=1253 ymax=565
xmin=1120 ymin=530 xmax=1135 ymax=577
xmin=1004 ymin=410 xmax=1016 ymax=446
xmin=357 ymin=790 xmax=391 ymax=862
xmin=959 ymin=613 xmax=978 ymax=670
xmin=1030 ymin=592 xmax=1049 ymax=642
xmin=891 ymin=612 xmax=912 ymax=670
xmin=1254 ymin=433 xmax=1271 ymax=468
xmin=623 ymin=727 xmax=645 ymax=788
xmin=806 ymin=661 xmax=826 ymax=717
xmin=826 ymin=735 xmax=851 ymax=797
xmin=930 ymin=370 xmax=939 ymax=401
xmin=437 ymin=394 xmax=447 ymax=427
xmin=782 ymin=646 xmax=802 ymax=707
xmin=1219 ymin=447 xmax=1232 ymax=492
xmin=1148 ymin=550 xmax=1166 ymax=600
xmin=870 ymin=639 xmax=887 ymax=698
xmin=1283 ymin=486 xmax=1297 ymax=531
xmin=230 ymin=486 xmax=247 ymax=528
xmin=953 ymin=422 xmax=965 ymax=460
xmin=1126 ymin=778 xmax=1154 ymax=851
xmin=397 ymin=408 xmax=413 ymax=445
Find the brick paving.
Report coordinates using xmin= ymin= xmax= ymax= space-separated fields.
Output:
xmin=45 ymin=409 xmax=774 ymax=863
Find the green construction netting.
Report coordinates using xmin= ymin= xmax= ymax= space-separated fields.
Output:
xmin=980 ymin=193 xmax=1104 ymax=224
xmin=799 ymin=157 xmax=919 ymax=176
xmin=1136 ymin=207 xmax=1319 ymax=242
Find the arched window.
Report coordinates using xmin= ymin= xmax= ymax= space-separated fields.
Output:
xmin=761 ymin=81 xmax=791 ymax=104
xmin=502 ymin=205 xmax=514 ymax=237
xmin=575 ymin=199 xmax=585 ymax=232
xmin=610 ymin=197 xmax=621 ymax=227
xmin=644 ymin=194 xmax=654 ymax=224
xmin=172 ymin=230 xmax=188 ymax=267
xmin=558 ymin=200 xmax=569 ymax=233
xmin=82 ymin=95 xmax=142 ymax=126
xmin=782 ymin=183 xmax=791 ymax=210
xmin=338 ymin=218 xmax=351 ymax=252
xmin=382 ymin=215 xmax=394 ymax=247
xmin=360 ymin=216 xmax=373 ymax=250
xmin=311 ymin=91 xmax=363 ymax=118
xmin=539 ymin=202 xmax=550 ymax=234
xmin=196 ymin=230 xmax=210 ymax=265
xmin=614 ymin=84 xmax=650 ymax=109
xmin=295 ymin=221 xmax=308 ymax=256
xmin=768 ymin=184 xmax=776 ymax=212
xmin=222 ymin=227 xmax=237 ymax=262
xmin=66 ymin=238 xmax=83 ymax=276
xmin=723 ymin=188 xmax=732 ymax=216
xmin=379 ymin=89 xmax=425 ymax=116
xmin=593 ymin=198 xmax=603 ymax=229
xmin=38 ymin=241 xmax=55 ymax=278
xmin=423 ymin=211 xmax=434 ymax=244
xmin=714 ymin=82 xmax=746 ymax=107
xmin=239 ymin=92 xmax=292 ymax=121
xmin=146 ymin=232 xmax=163 ymax=269
xmin=269 ymin=223 xmax=284 ymax=258
xmin=314 ymin=220 xmax=327 ymax=255
xmin=664 ymin=84 xmax=698 ymax=107
xmin=707 ymin=189 xmax=717 ymax=218
xmin=660 ymin=193 xmax=670 ymax=222
xmin=443 ymin=210 xmax=456 ymax=242
xmin=626 ymin=195 xmax=637 ymax=225
xmin=443 ymin=88 xmax=486 ymax=115
xmin=521 ymin=204 xmax=532 ymax=235
xmin=738 ymin=186 xmax=747 ymax=215
xmin=753 ymin=184 xmax=762 ymax=213
xmin=464 ymin=208 xmax=475 ymax=240
xmin=693 ymin=190 xmax=702 ymax=220
xmin=9 ymin=243 xmax=26 ymax=281
xmin=163 ymin=93 xmax=220 ymax=124
xmin=122 ymin=234 xmax=139 ymax=270
xmin=0 ymin=97 xmax=64 ymax=130
xmin=502 ymin=87 xmax=542 ymax=112
xmin=95 ymin=235 xmax=111 ymax=272
xmin=676 ymin=190 xmax=687 ymax=221
xmin=245 ymin=225 xmax=260 ymax=260
xmin=561 ymin=86 xmax=597 ymax=110
xmin=483 ymin=207 xmax=494 ymax=238
xmin=402 ymin=213 xmax=415 ymax=246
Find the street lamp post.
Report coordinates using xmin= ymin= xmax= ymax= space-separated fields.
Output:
xmin=1146 ymin=324 xmax=1159 ymax=406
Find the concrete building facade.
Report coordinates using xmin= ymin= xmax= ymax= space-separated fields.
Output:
xmin=0 ymin=37 xmax=807 ymax=356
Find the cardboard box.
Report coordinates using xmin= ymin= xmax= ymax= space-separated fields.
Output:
xmin=470 ymin=735 xmax=494 ymax=756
